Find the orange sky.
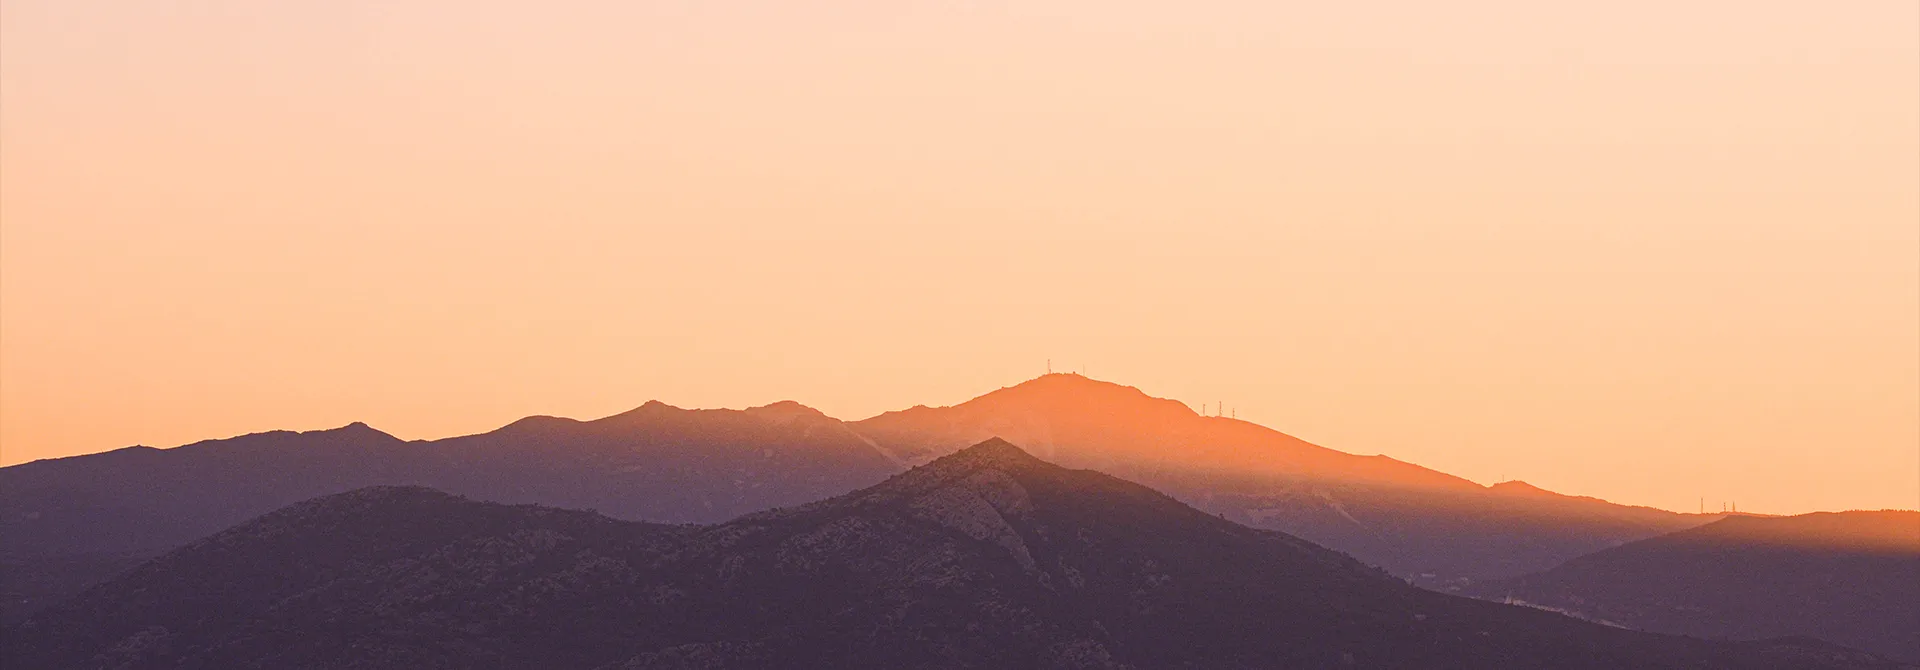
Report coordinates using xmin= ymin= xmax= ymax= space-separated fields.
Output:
xmin=2 ymin=0 xmax=1915 ymax=515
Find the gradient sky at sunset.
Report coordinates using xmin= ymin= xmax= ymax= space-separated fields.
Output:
xmin=2 ymin=0 xmax=1915 ymax=515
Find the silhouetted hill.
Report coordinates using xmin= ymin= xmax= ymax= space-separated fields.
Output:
xmin=1471 ymin=511 xmax=1920 ymax=662
xmin=6 ymin=442 xmax=1894 ymax=670
xmin=0 ymin=422 xmax=414 ymax=623
xmin=0 ymin=403 xmax=897 ymax=623
xmin=857 ymin=374 xmax=1475 ymax=488
xmin=0 ymin=374 xmax=1721 ymax=624
xmin=419 ymin=399 xmax=900 ymax=520
xmin=853 ymin=374 xmax=1710 ymax=585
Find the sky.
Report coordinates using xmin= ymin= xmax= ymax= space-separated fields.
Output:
xmin=2 ymin=0 xmax=1915 ymax=515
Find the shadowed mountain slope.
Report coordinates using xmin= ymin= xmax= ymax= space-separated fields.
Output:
xmin=2 ymin=375 xmax=1719 ymax=624
xmin=5 ymin=441 xmax=1894 ymax=670
xmin=0 ymin=402 xmax=897 ymax=623
xmin=853 ymin=374 xmax=1712 ymax=585
xmin=420 ymin=399 xmax=899 ymax=520
xmin=0 ymin=422 xmax=414 ymax=623
xmin=1470 ymin=511 xmax=1920 ymax=662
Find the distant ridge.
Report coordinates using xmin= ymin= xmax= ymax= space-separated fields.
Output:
xmin=3 ymin=374 xmax=1719 ymax=624
xmin=850 ymin=373 xmax=1712 ymax=584
xmin=6 ymin=440 xmax=1892 ymax=670
xmin=0 ymin=401 xmax=899 ymax=623
xmin=1474 ymin=510 xmax=1920 ymax=662
xmin=855 ymin=373 xmax=1477 ymax=489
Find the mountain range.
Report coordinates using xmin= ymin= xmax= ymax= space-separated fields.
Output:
xmin=2 ymin=374 xmax=1714 ymax=624
xmin=5 ymin=440 xmax=1894 ymax=670
xmin=1472 ymin=510 xmax=1920 ymax=662
xmin=851 ymin=374 xmax=1713 ymax=585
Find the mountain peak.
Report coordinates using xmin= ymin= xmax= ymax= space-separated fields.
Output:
xmin=851 ymin=374 xmax=1479 ymax=491
xmin=302 ymin=421 xmax=399 ymax=442
xmin=997 ymin=373 xmax=1180 ymax=403
xmin=853 ymin=374 xmax=1199 ymax=433
xmin=742 ymin=400 xmax=830 ymax=424
xmin=944 ymin=437 xmax=1039 ymax=465
xmin=1489 ymin=480 xmax=1551 ymax=495
xmin=927 ymin=373 xmax=1201 ymax=422
xmin=855 ymin=438 xmax=1051 ymax=497
xmin=598 ymin=400 xmax=684 ymax=423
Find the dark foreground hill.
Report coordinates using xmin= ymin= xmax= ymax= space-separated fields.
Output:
xmin=1471 ymin=511 xmax=1920 ymax=663
xmin=5 ymin=441 xmax=1894 ymax=670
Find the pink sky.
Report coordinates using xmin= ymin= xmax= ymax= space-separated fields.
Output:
xmin=2 ymin=0 xmax=1915 ymax=514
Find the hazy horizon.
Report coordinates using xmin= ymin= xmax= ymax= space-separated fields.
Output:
xmin=3 ymin=0 xmax=1916 ymax=516
xmin=6 ymin=371 xmax=1911 ymax=518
